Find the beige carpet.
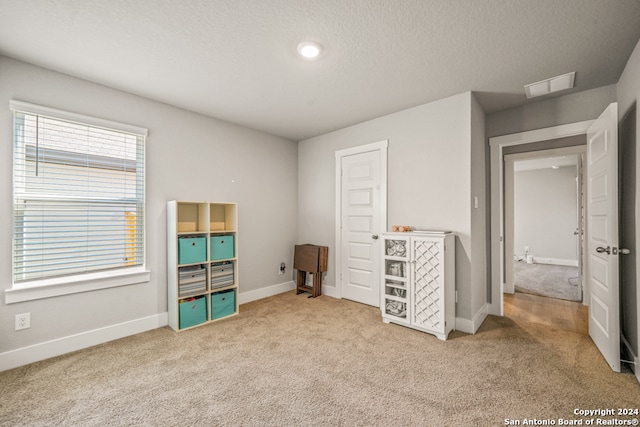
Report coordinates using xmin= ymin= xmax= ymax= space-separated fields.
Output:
xmin=1 ymin=291 xmax=639 ymax=426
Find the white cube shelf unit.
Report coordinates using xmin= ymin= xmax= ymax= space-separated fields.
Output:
xmin=167 ymin=200 xmax=239 ymax=331
xmin=381 ymin=232 xmax=455 ymax=340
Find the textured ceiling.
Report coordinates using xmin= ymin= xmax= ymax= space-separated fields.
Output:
xmin=1 ymin=0 xmax=639 ymax=141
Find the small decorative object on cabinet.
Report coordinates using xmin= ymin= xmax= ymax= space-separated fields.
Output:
xmin=381 ymin=231 xmax=455 ymax=340
xmin=167 ymin=201 xmax=239 ymax=331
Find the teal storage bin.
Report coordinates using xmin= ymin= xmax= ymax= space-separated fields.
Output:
xmin=178 ymin=236 xmax=207 ymax=264
xmin=179 ymin=296 xmax=207 ymax=329
xmin=211 ymin=289 xmax=236 ymax=320
xmin=210 ymin=235 xmax=234 ymax=260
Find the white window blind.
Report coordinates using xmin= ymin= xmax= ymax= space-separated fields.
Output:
xmin=11 ymin=101 xmax=146 ymax=284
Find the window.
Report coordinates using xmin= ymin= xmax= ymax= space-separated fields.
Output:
xmin=10 ymin=101 xmax=147 ymax=287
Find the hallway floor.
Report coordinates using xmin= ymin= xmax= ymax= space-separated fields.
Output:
xmin=504 ymin=291 xmax=588 ymax=335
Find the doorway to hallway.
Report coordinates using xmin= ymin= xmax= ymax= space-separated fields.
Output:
xmin=504 ymin=148 xmax=586 ymax=304
xmin=508 ymin=151 xmax=584 ymax=303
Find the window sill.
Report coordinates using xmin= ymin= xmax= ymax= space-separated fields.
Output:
xmin=4 ymin=268 xmax=151 ymax=304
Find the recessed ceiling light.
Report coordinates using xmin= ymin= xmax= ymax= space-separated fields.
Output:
xmin=524 ymin=72 xmax=576 ymax=99
xmin=297 ymin=41 xmax=322 ymax=59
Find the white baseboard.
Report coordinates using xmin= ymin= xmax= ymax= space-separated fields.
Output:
xmin=0 ymin=312 xmax=168 ymax=372
xmin=320 ymin=284 xmax=340 ymax=299
xmin=0 ymin=282 xmax=296 ymax=372
xmin=456 ymin=304 xmax=488 ymax=334
xmin=0 ymin=281 xmax=296 ymax=372
xmin=531 ymin=257 xmax=578 ymax=267
xmin=239 ymin=280 xmax=295 ymax=304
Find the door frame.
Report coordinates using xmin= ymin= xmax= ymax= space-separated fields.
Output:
xmin=503 ymin=146 xmax=586 ymax=299
xmin=333 ymin=140 xmax=388 ymax=300
xmin=489 ymin=121 xmax=593 ymax=316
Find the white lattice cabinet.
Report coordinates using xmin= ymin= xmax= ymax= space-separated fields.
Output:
xmin=381 ymin=232 xmax=455 ymax=340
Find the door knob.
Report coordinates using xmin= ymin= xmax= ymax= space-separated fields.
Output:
xmin=372 ymin=234 xmax=379 ymax=240
xmin=596 ymin=246 xmax=611 ymax=255
xmin=620 ymin=248 xmax=631 ymax=255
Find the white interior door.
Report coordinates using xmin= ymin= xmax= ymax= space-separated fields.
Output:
xmin=587 ymin=102 xmax=620 ymax=372
xmin=340 ymin=149 xmax=382 ymax=306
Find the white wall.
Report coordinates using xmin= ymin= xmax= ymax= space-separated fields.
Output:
xmin=298 ymin=91 xmax=487 ymax=325
xmin=0 ymin=57 xmax=298 ymax=365
xmin=470 ymin=95 xmax=488 ymax=320
xmin=486 ymin=85 xmax=617 ymax=139
xmin=514 ymin=166 xmax=578 ymax=264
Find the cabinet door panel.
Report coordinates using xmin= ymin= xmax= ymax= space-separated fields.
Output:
xmin=411 ymin=237 xmax=446 ymax=334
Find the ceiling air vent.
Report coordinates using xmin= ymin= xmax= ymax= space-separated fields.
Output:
xmin=524 ymin=72 xmax=575 ymax=99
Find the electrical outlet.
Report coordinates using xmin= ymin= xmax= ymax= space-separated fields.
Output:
xmin=15 ymin=313 xmax=30 ymax=331
xmin=279 ymin=262 xmax=286 ymax=275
